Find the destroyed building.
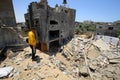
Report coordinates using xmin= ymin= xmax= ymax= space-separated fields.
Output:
xmin=24 ymin=0 xmax=76 ymax=51
xmin=96 ymin=21 xmax=120 ymax=37
xmin=0 ymin=0 xmax=16 ymax=27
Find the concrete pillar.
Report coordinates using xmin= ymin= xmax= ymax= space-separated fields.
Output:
xmin=0 ymin=0 xmax=16 ymax=27
xmin=47 ymin=42 xmax=49 ymax=51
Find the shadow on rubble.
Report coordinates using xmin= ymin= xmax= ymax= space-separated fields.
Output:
xmin=33 ymin=55 xmax=43 ymax=63
xmin=46 ymin=46 xmax=61 ymax=56
xmin=46 ymin=38 xmax=72 ymax=56
xmin=0 ymin=47 xmax=8 ymax=64
xmin=0 ymin=44 xmax=29 ymax=64
xmin=25 ymin=53 xmax=42 ymax=63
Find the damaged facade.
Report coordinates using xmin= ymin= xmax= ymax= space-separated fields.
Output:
xmin=96 ymin=21 xmax=120 ymax=37
xmin=24 ymin=0 xmax=76 ymax=51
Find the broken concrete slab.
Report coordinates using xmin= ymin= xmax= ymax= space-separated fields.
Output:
xmin=92 ymin=72 xmax=102 ymax=80
xmin=87 ymin=45 xmax=101 ymax=59
xmin=95 ymin=35 xmax=119 ymax=47
xmin=101 ymin=51 xmax=120 ymax=59
xmin=92 ymin=39 xmax=110 ymax=51
xmin=89 ymin=60 xmax=99 ymax=71
xmin=0 ymin=66 xmax=13 ymax=78
xmin=109 ymin=58 xmax=120 ymax=64
xmin=80 ymin=66 xmax=89 ymax=77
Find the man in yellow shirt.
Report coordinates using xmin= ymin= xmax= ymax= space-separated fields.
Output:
xmin=28 ymin=28 xmax=37 ymax=60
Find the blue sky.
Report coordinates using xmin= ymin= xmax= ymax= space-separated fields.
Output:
xmin=13 ymin=0 xmax=120 ymax=22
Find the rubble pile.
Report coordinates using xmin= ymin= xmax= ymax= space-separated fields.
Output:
xmin=89 ymin=50 xmax=120 ymax=80
xmin=59 ymin=37 xmax=92 ymax=79
xmin=0 ymin=47 xmax=73 ymax=80
xmin=0 ymin=36 xmax=120 ymax=80
xmin=61 ymin=36 xmax=120 ymax=80
xmin=62 ymin=37 xmax=85 ymax=61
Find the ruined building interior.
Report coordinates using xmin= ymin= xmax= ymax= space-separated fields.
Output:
xmin=24 ymin=0 xmax=76 ymax=51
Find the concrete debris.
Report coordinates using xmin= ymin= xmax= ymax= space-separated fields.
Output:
xmin=0 ymin=66 xmax=13 ymax=78
xmin=6 ymin=49 xmax=20 ymax=59
xmin=109 ymin=58 xmax=120 ymax=64
xmin=95 ymin=35 xmax=119 ymax=47
xmin=10 ymin=69 xmax=20 ymax=77
xmin=49 ymin=57 xmax=67 ymax=72
xmin=0 ymin=35 xmax=120 ymax=80
xmin=92 ymin=39 xmax=110 ymax=51
xmin=87 ymin=45 xmax=101 ymax=59
xmin=62 ymin=37 xmax=85 ymax=60
xmin=80 ymin=66 xmax=89 ymax=77
xmin=61 ymin=36 xmax=120 ymax=80
xmin=101 ymin=51 xmax=120 ymax=59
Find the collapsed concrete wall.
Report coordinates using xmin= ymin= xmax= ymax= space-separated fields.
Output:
xmin=0 ymin=27 xmax=25 ymax=49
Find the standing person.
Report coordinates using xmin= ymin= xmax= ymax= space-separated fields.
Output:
xmin=28 ymin=28 xmax=37 ymax=60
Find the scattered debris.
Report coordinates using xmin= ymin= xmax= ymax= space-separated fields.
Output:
xmin=0 ymin=35 xmax=120 ymax=80
xmin=92 ymin=39 xmax=110 ymax=51
xmin=0 ymin=66 xmax=13 ymax=78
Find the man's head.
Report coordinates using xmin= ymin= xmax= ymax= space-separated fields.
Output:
xmin=31 ymin=27 xmax=36 ymax=32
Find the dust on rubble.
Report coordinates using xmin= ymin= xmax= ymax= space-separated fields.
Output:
xmin=0 ymin=35 xmax=120 ymax=80
xmin=0 ymin=47 xmax=73 ymax=80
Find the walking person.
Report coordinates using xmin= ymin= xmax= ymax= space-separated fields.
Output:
xmin=28 ymin=28 xmax=37 ymax=60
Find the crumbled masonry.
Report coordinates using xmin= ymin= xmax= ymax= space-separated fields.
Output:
xmin=0 ymin=35 xmax=120 ymax=80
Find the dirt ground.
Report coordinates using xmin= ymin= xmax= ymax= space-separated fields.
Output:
xmin=0 ymin=47 xmax=76 ymax=80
